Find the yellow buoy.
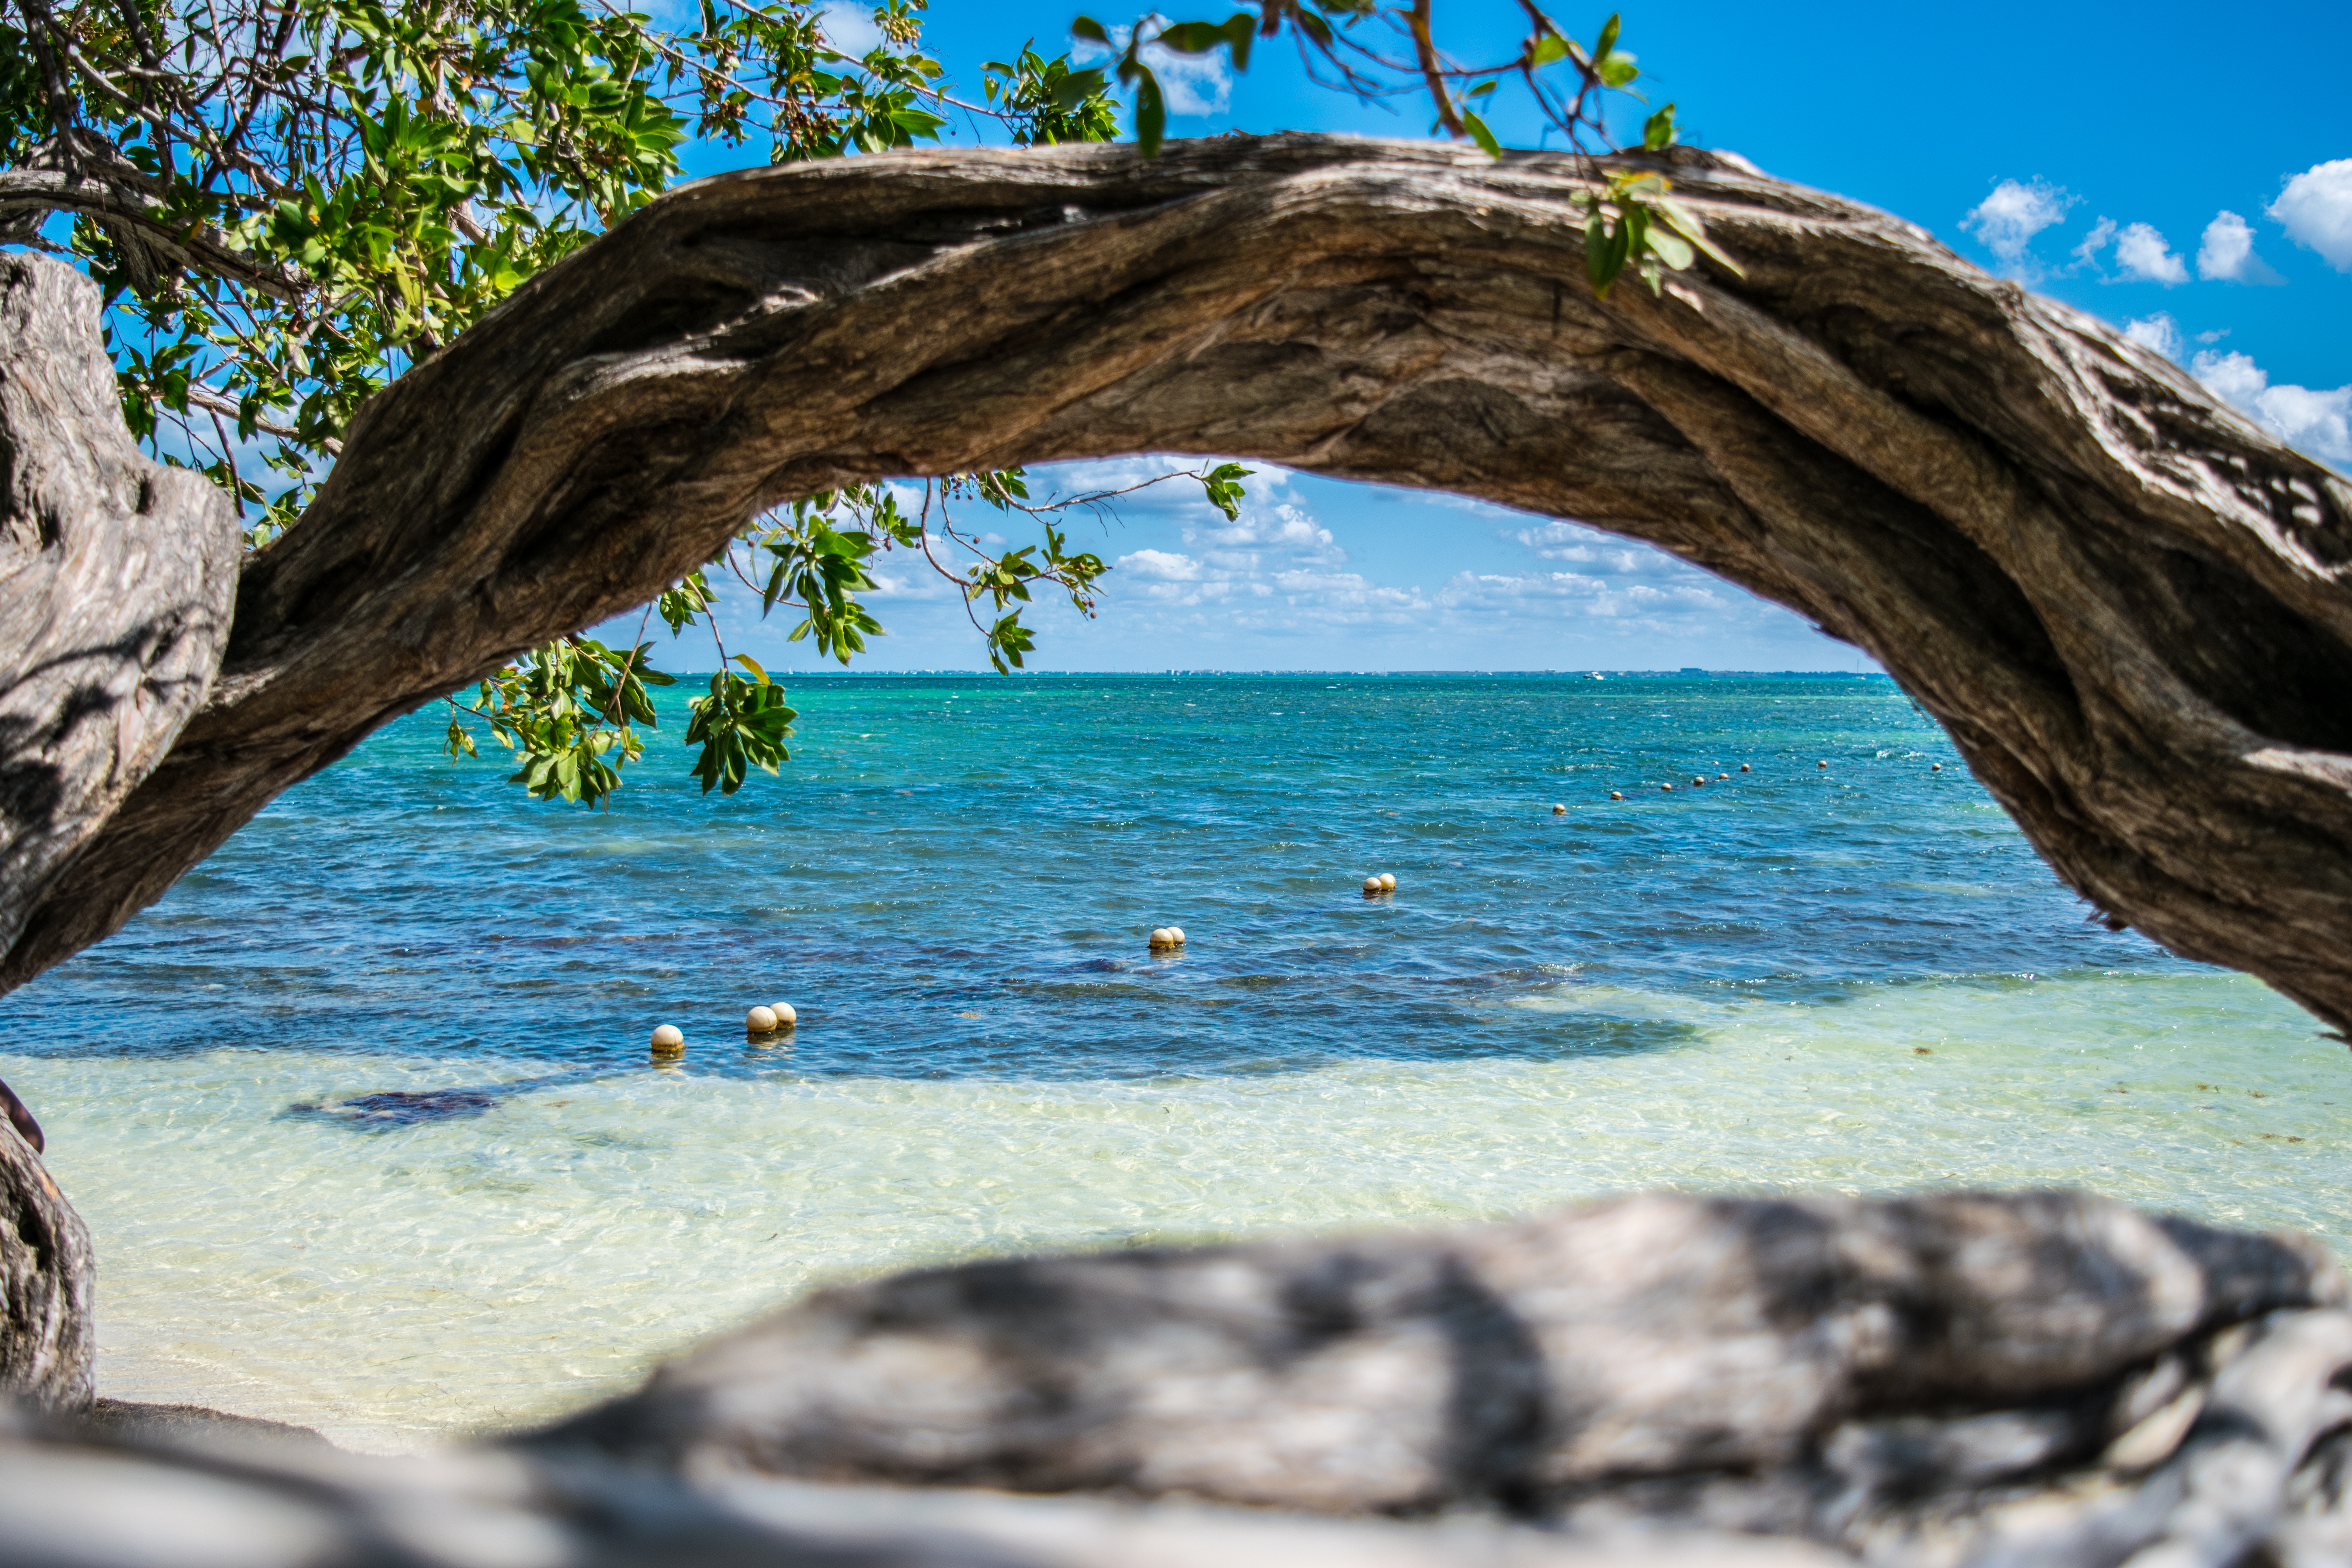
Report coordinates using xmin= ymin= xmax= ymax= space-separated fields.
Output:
xmin=1740 ymin=763 xmax=1751 ymax=772
xmin=1169 ymin=926 xmax=1187 ymax=945
xmin=650 ymin=1024 xmax=684 ymax=1058
xmin=746 ymin=1005 xmax=780 ymax=1035
xmin=1379 ymin=873 xmax=1397 ymax=892
xmin=1661 ymin=783 xmax=1673 ymax=792
xmin=1361 ymin=876 xmax=1382 ymax=896
xmin=1817 ymin=760 xmax=1829 ymax=768
xmin=1932 ymin=763 xmax=1944 ymax=772
xmin=1150 ymin=927 xmax=1176 ymax=948
xmin=1610 ymin=791 xmax=1623 ymax=801
xmin=1551 ymin=803 xmax=1566 ymax=815
xmin=768 ymin=1002 xmax=797 ymax=1029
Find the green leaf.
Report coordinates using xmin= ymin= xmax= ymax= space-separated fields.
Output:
xmin=1157 ymin=21 xmax=1222 ymax=51
xmin=1643 ymin=226 xmax=1693 ymax=269
xmin=1529 ymin=34 xmax=1570 ymax=68
xmin=1467 ymin=79 xmax=1498 ymax=98
xmin=1463 ymin=110 xmax=1503 ymax=160
xmin=1652 ymin=197 xmax=1747 ymax=275
xmin=1597 ymin=51 xmax=1638 ymax=87
xmin=1133 ymin=65 xmax=1166 ymax=156
xmin=1593 ymin=13 xmax=1621 ymax=59
xmin=1642 ymin=102 xmax=1677 ymax=150
xmin=1071 ymin=15 xmax=1110 ymax=43
xmin=732 ymin=653 xmax=770 ymax=684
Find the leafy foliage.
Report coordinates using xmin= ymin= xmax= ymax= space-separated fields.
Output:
xmin=0 ymin=0 xmax=1716 ymax=811
xmin=2 ymin=0 xmax=1250 ymax=808
xmin=1071 ymin=3 xmax=1740 ymax=297
xmin=982 ymin=40 xmax=1117 ymax=145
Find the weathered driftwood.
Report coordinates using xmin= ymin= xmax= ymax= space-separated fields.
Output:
xmin=7 ymin=1192 xmax=2349 ymax=1567
xmin=0 ymin=1118 xmax=91 ymax=1410
xmin=0 ymin=254 xmax=239 ymax=965
xmin=0 ymin=1409 xmax=1840 ymax=1568
xmin=530 ymin=1190 xmax=2352 ymax=1564
xmin=0 ymin=137 xmax=2344 ymax=1033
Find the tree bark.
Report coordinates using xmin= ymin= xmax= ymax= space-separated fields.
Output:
xmin=0 ymin=1117 xmax=92 ymax=1409
xmin=531 ymin=1191 xmax=2345 ymax=1537
xmin=518 ymin=1191 xmax=2352 ymax=1564
xmin=0 ymin=136 xmax=2348 ymax=1033
xmin=0 ymin=252 xmax=232 ymax=1408
xmin=0 ymin=254 xmax=240 ymax=964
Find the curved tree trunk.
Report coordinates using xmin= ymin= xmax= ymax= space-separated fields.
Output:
xmin=0 ymin=254 xmax=240 ymax=961
xmin=0 ymin=254 xmax=237 ymax=1405
xmin=0 ymin=136 xmax=2347 ymax=1038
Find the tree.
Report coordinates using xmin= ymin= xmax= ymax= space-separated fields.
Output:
xmin=0 ymin=0 xmax=1280 ymax=814
xmin=4 ymin=1 xmax=2352 ymax=1408
xmin=0 ymin=0 xmax=1725 ymax=811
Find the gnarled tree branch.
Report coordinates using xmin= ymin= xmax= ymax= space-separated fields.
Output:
xmin=0 ymin=136 xmax=307 ymax=298
xmin=2 ymin=135 xmax=2348 ymax=1036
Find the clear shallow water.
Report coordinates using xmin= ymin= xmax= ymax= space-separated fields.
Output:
xmin=1 ymin=674 xmax=2343 ymax=1451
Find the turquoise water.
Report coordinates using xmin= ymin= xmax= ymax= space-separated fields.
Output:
xmin=1 ymin=674 xmax=2343 ymax=1450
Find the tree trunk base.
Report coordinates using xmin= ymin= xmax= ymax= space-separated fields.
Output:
xmin=0 ymin=1121 xmax=91 ymax=1410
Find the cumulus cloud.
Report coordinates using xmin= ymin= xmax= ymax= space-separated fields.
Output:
xmin=2070 ymin=216 xmax=2118 ymax=272
xmin=2196 ymin=211 xmax=2284 ymax=284
xmin=2192 ymin=349 xmax=2352 ymax=469
xmin=2269 ymin=159 xmax=2352 ymax=271
xmin=2111 ymin=222 xmax=2189 ymax=284
xmin=1442 ymin=571 xmax=1725 ymax=614
xmin=1509 ymin=520 xmax=1687 ymax=579
xmin=1071 ymin=465 xmax=1405 ymax=623
xmin=2124 ymin=313 xmax=2184 ymax=360
xmin=1435 ymin=516 xmax=1779 ymax=641
xmin=1181 ymin=499 xmax=1345 ymax=567
xmin=1119 ymin=548 xmax=1204 ymax=582
xmin=1961 ymin=179 xmax=2075 ymax=277
xmin=1073 ymin=14 xmax=1232 ymax=116
xmin=816 ymin=0 xmax=882 ymax=55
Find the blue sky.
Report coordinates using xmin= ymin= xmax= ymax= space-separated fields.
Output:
xmin=640 ymin=0 xmax=2352 ymax=674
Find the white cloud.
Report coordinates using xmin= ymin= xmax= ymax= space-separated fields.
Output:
xmin=2192 ymin=349 xmax=2352 ymax=468
xmin=1087 ymin=467 xmax=1384 ymax=619
xmin=1509 ymin=520 xmax=1687 ymax=578
xmin=1181 ymin=500 xmax=1344 ymax=566
xmin=1439 ymin=571 xmax=1727 ymax=623
xmin=1961 ymin=179 xmax=2075 ymax=277
xmin=2196 ymin=211 xmax=2284 ymax=284
xmin=2112 ymin=222 xmax=2189 ymax=284
xmin=1119 ymin=548 xmax=1203 ymax=582
xmin=2070 ymin=216 xmax=2117 ymax=272
xmin=2124 ymin=313 xmax=2184 ymax=360
xmin=816 ymin=0 xmax=883 ymax=56
xmin=2269 ymin=159 xmax=2352 ymax=271
xmin=1073 ymin=14 xmax=1233 ymax=117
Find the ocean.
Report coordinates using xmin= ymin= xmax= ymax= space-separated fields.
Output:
xmin=1 ymin=673 xmax=2339 ymax=1451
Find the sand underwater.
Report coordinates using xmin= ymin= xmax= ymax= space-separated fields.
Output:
xmin=1 ymin=673 xmax=2340 ymax=1452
